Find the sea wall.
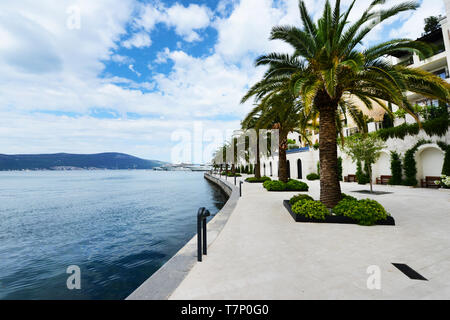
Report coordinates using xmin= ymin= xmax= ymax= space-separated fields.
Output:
xmin=126 ymin=173 xmax=239 ymax=300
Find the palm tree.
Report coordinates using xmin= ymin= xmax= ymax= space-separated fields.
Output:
xmin=248 ymin=0 xmax=450 ymax=207
xmin=241 ymin=114 xmax=263 ymax=179
xmin=243 ymin=85 xmax=303 ymax=183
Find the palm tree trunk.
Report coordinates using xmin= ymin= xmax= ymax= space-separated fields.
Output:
xmin=255 ymin=132 xmax=261 ymax=179
xmin=278 ymin=132 xmax=288 ymax=183
xmin=318 ymin=102 xmax=342 ymax=208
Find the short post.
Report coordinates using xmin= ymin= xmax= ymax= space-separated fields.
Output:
xmin=240 ymin=181 xmax=243 ymax=197
xmin=203 ymin=215 xmax=208 ymax=255
xmin=197 ymin=207 xmax=211 ymax=262
xmin=197 ymin=208 xmax=203 ymax=262
xmin=234 ymin=175 xmax=237 ymax=185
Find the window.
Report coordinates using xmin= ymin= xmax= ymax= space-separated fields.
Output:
xmin=433 ymin=68 xmax=448 ymax=79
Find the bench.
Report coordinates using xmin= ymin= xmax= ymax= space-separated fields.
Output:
xmin=421 ymin=176 xmax=441 ymax=188
xmin=344 ymin=174 xmax=357 ymax=183
xmin=376 ymin=175 xmax=392 ymax=185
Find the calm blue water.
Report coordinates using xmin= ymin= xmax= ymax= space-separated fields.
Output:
xmin=0 ymin=171 xmax=227 ymax=300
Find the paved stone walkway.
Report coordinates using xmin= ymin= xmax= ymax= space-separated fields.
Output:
xmin=170 ymin=176 xmax=450 ymax=300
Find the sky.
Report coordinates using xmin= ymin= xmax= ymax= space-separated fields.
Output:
xmin=0 ymin=0 xmax=446 ymax=163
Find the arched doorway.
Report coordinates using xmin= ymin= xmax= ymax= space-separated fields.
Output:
xmin=417 ymin=146 xmax=444 ymax=179
xmin=287 ymin=160 xmax=291 ymax=179
xmin=270 ymin=162 xmax=273 ymax=176
xmin=297 ymin=159 xmax=303 ymax=179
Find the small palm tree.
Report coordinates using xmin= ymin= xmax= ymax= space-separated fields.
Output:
xmin=248 ymin=0 xmax=450 ymax=207
xmin=243 ymin=86 xmax=303 ymax=183
xmin=241 ymin=115 xmax=263 ymax=179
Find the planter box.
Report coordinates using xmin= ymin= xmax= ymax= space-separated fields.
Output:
xmin=283 ymin=201 xmax=395 ymax=226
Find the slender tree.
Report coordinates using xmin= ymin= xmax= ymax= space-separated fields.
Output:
xmin=243 ymin=88 xmax=303 ymax=183
xmin=247 ymin=0 xmax=450 ymax=207
xmin=241 ymin=115 xmax=262 ymax=179
xmin=343 ymin=135 xmax=386 ymax=193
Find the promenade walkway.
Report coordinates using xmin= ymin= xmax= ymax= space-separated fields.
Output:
xmin=170 ymin=174 xmax=450 ymax=300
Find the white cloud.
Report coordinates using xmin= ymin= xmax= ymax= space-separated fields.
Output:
xmin=128 ymin=64 xmax=142 ymax=77
xmin=164 ymin=3 xmax=212 ymax=42
xmin=154 ymin=48 xmax=171 ymax=64
xmin=390 ymin=0 xmax=446 ymax=39
xmin=111 ymin=54 xmax=134 ymax=65
xmin=122 ymin=31 xmax=152 ymax=49
xmin=128 ymin=2 xmax=212 ymax=45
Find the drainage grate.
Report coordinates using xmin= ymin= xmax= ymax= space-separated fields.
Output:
xmin=392 ymin=263 xmax=428 ymax=281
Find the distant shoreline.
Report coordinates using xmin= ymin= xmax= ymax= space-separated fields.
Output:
xmin=0 ymin=152 xmax=166 ymax=171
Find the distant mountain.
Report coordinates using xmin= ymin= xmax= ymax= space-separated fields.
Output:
xmin=0 ymin=153 xmax=167 ymax=171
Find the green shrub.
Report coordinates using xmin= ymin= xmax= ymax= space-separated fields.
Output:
xmin=403 ymin=140 xmax=430 ymax=186
xmin=338 ymin=157 xmax=343 ymax=181
xmin=356 ymin=161 xmax=370 ymax=185
xmin=286 ymin=180 xmax=309 ymax=191
xmin=438 ymin=142 xmax=450 ymax=176
xmin=291 ymin=200 xmax=330 ymax=221
xmin=228 ymin=173 xmax=242 ymax=177
xmin=333 ymin=198 xmax=357 ymax=216
xmin=287 ymin=139 xmax=296 ymax=145
xmin=263 ymin=180 xmax=287 ymax=191
xmin=289 ymin=194 xmax=314 ymax=205
xmin=389 ymin=151 xmax=403 ymax=185
xmin=333 ymin=198 xmax=389 ymax=226
xmin=341 ymin=193 xmax=357 ymax=201
xmin=403 ymin=149 xmax=418 ymax=186
xmin=263 ymin=180 xmax=309 ymax=192
xmin=246 ymin=176 xmax=271 ymax=183
xmin=376 ymin=117 xmax=449 ymax=141
xmin=307 ymin=173 xmax=320 ymax=181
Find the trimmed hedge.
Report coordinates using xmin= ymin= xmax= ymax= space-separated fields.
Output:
xmin=286 ymin=180 xmax=309 ymax=191
xmin=263 ymin=180 xmax=286 ymax=191
xmin=307 ymin=173 xmax=320 ymax=181
xmin=291 ymin=200 xmax=330 ymax=221
xmin=263 ymin=179 xmax=309 ymax=192
xmin=333 ymin=198 xmax=389 ymax=226
xmin=438 ymin=141 xmax=450 ymax=176
xmin=221 ymin=172 xmax=242 ymax=177
xmin=341 ymin=193 xmax=357 ymax=202
xmin=389 ymin=151 xmax=403 ymax=185
xmin=245 ymin=176 xmax=272 ymax=183
xmin=289 ymin=194 xmax=314 ymax=205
